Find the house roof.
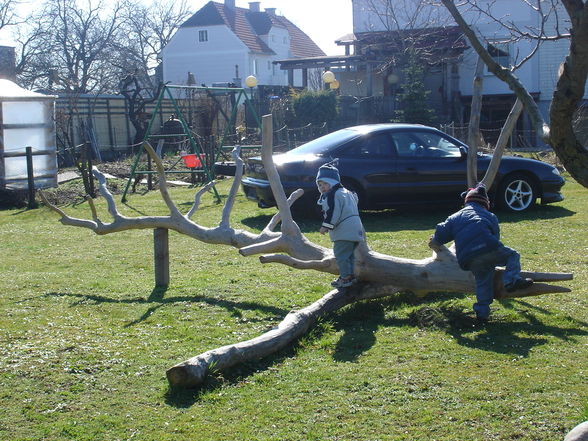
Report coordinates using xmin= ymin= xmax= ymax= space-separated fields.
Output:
xmin=0 ymin=79 xmax=56 ymax=100
xmin=181 ymin=2 xmax=325 ymax=57
xmin=353 ymin=26 xmax=468 ymax=53
xmin=265 ymin=13 xmax=325 ymax=57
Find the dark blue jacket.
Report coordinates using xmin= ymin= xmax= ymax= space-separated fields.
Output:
xmin=433 ymin=202 xmax=501 ymax=270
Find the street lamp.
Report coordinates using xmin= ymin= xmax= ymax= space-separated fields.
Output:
xmin=244 ymin=75 xmax=257 ymax=134
xmin=245 ymin=75 xmax=257 ymax=88
xmin=322 ymin=70 xmax=335 ymax=85
xmin=245 ymin=74 xmax=257 ymax=104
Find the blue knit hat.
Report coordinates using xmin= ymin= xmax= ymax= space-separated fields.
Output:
xmin=316 ymin=164 xmax=340 ymax=187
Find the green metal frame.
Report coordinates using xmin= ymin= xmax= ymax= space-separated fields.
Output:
xmin=121 ymin=84 xmax=261 ymax=203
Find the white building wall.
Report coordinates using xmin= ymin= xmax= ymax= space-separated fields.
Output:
xmin=352 ymin=0 xmax=574 ymax=101
xmin=537 ymin=2 xmax=587 ymax=101
xmin=163 ymin=24 xmax=296 ymax=87
xmin=457 ymin=0 xmax=541 ymax=97
xmin=162 ymin=26 xmax=250 ymax=86
xmin=267 ymin=27 xmax=290 ymax=86
xmin=352 ymin=0 xmax=451 ymax=33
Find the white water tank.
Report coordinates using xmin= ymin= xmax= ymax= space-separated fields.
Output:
xmin=0 ymin=79 xmax=57 ymax=189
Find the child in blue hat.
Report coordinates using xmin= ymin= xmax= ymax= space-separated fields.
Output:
xmin=316 ymin=164 xmax=364 ymax=288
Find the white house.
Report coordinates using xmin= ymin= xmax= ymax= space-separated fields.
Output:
xmin=161 ymin=0 xmax=325 ymax=88
xmin=350 ymin=0 xmax=582 ymax=141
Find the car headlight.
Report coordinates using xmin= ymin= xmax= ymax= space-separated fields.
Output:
xmin=551 ymin=167 xmax=561 ymax=176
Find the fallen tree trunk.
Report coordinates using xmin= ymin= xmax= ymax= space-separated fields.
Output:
xmin=166 ymin=270 xmax=571 ymax=388
xmin=167 ymin=283 xmax=400 ymax=388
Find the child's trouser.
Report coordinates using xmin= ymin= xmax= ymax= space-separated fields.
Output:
xmin=333 ymin=240 xmax=358 ymax=279
xmin=467 ymin=245 xmax=521 ymax=319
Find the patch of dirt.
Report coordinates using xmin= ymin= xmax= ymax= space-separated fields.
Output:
xmin=41 ymin=157 xmax=214 ymax=207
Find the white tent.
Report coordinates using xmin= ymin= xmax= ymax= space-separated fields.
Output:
xmin=0 ymin=79 xmax=57 ymax=190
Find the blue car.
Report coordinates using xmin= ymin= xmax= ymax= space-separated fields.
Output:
xmin=241 ymin=124 xmax=565 ymax=213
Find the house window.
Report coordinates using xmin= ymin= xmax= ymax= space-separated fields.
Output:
xmin=283 ymin=37 xmax=287 ymax=44
xmin=199 ymin=30 xmax=208 ymax=42
xmin=267 ymin=61 xmax=271 ymax=70
xmin=487 ymin=42 xmax=510 ymax=67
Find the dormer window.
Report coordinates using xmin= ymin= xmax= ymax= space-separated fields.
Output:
xmin=199 ymin=30 xmax=208 ymax=42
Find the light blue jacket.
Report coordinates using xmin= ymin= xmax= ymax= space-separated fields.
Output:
xmin=318 ymin=184 xmax=364 ymax=242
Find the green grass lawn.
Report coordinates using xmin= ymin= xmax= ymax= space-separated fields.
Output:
xmin=1 ymin=175 xmax=586 ymax=441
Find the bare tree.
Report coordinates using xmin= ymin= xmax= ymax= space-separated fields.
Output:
xmin=115 ymin=0 xmax=192 ymax=89
xmin=40 ymin=114 xmax=572 ymax=388
xmin=16 ymin=0 xmax=123 ymax=93
xmin=0 ymin=0 xmax=19 ymax=31
xmin=357 ymin=0 xmax=449 ymax=33
xmin=439 ymin=0 xmax=588 ymax=188
xmin=119 ymin=72 xmax=163 ymax=146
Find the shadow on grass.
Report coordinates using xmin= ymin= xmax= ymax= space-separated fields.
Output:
xmin=44 ymin=289 xmax=288 ymax=327
xmin=408 ymin=302 xmax=588 ymax=357
xmin=240 ymin=204 xmax=575 ymax=235
xmin=498 ymin=205 xmax=575 ymax=224
xmin=332 ymin=301 xmax=390 ymax=362
xmin=47 ymin=287 xmax=586 ymax=404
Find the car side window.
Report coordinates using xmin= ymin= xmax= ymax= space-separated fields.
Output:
xmin=391 ymin=132 xmax=421 ymax=157
xmin=414 ymin=132 xmax=462 ymax=157
xmin=393 ymin=131 xmax=462 ymax=158
xmin=338 ymin=133 xmax=393 ymax=158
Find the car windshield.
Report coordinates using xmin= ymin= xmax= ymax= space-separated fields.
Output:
xmin=287 ymin=129 xmax=361 ymax=156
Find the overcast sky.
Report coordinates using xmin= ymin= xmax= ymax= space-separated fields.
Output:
xmin=0 ymin=0 xmax=353 ymax=55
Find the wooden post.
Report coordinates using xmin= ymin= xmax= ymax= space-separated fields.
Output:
xmin=25 ymin=146 xmax=37 ymax=209
xmin=154 ymin=228 xmax=169 ymax=287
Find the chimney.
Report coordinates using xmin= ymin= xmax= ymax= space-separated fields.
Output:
xmin=0 ymin=46 xmax=16 ymax=81
xmin=265 ymin=7 xmax=276 ymax=15
xmin=225 ymin=0 xmax=235 ymax=9
xmin=249 ymin=2 xmax=260 ymax=12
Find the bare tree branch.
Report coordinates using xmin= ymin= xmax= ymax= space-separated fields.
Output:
xmin=467 ymin=56 xmax=485 ymax=188
xmin=480 ymin=99 xmax=524 ymax=188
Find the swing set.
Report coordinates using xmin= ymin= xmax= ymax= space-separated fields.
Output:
xmin=121 ymin=84 xmax=261 ymax=203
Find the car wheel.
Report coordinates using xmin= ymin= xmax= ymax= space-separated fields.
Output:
xmin=497 ymin=173 xmax=537 ymax=212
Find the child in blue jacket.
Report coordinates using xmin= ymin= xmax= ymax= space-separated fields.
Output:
xmin=316 ymin=164 xmax=364 ymax=288
xmin=429 ymin=184 xmax=533 ymax=321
